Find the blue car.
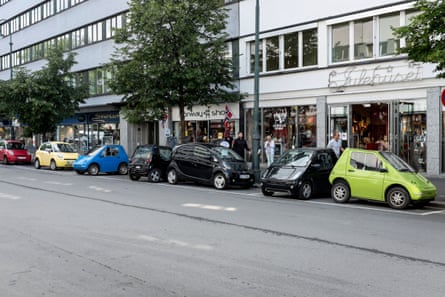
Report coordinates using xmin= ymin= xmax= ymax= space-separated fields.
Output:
xmin=73 ymin=144 xmax=129 ymax=175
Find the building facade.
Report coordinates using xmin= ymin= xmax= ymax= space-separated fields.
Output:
xmin=237 ymin=0 xmax=444 ymax=175
xmin=1 ymin=0 xmax=445 ymax=175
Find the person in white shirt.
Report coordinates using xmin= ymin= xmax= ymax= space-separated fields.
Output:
xmin=264 ymin=135 xmax=275 ymax=166
xmin=327 ymin=132 xmax=344 ymax=158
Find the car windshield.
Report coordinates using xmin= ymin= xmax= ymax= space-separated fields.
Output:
xmin=87 ymin=146 xmax=103 ymax=156
xmin=7 ymin=142 xmax=25 ymax=150
xmin=211 ymin=146 xmax=244 ymax=161
xmin=133 ymin=146 xmax=153 ymax=159
xmin=380 ymin=151 xmax=416 ymax=173
xmin=54 ymin=143 xmax=76 ymax=153
xmin=275 ymin=150 xmax=313 ymax=167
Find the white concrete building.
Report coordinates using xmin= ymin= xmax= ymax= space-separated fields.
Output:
xmin=235 ymin=0 xmax=445 ymax=175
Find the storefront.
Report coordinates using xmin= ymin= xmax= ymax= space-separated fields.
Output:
xmin=58 ymin=111 xmax=120 ymax=153
xmin=170 ymin=103 xmax=240 ymax=144
xmin=244 ymin=104 xmax=318 ymax=161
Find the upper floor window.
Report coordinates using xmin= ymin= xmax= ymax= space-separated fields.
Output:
xmin=379 ymin=13 xmax=400 ymax=56
xmin=354 ymin=18 xmax=373 ymax=59
xmin=250 ymin=28 xmax=318 ymax=74
xmin=332 ymin=22 xmax=349 ymax=63
xmin=330 ymin=11 xmax=410 ymax=63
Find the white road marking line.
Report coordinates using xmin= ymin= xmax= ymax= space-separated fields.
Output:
xmin=0 ymin=192 xmax=21 ymax=200
xmin=88 ymin=185 xmax=112 ymax=193
xmin=44 ymin=181 xmax=73 ymax=186
xmin=138 ymin=235 xmax=213 ymax=251
xmin=17 ymin=177 xmax=37 ymax=181
xmin=183 ymin=203 xmax=237 ymax=212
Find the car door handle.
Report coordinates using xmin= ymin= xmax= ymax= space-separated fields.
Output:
xmin=348 ymin=169 xmax=355 ymax=172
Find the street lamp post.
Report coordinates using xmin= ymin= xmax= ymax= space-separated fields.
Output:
xmin=252 ymin=0 xmax=261 ymax=184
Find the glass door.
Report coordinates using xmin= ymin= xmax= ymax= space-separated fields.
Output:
xmin=328 ymin=105 xmax=349 ymax=148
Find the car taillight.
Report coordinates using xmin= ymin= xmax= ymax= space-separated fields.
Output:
xmin=145 ymin=157 xmax=152 ymax=165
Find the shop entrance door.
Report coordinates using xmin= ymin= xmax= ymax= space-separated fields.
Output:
xmin=328 ymin=105 xmax=349 ymax=148
xmin=351 ymin=103 xmax=389 ymax=150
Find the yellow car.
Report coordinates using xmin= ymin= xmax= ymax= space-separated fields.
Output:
xmin=34 ymin=141 xmax=79 ymax=170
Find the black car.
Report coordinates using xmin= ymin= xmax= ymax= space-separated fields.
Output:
xmin=167 ymin=143 xmax=254 ymax=189
xmin=261 ymin=148 xmax=337 ymax=199
xmin=128 ymin=144 xmax=172 ymax=182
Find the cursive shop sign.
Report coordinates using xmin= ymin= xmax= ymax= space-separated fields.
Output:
xmin=328 ymin=62 xmax=422 ymax=88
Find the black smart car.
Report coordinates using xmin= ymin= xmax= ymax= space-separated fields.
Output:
xmin=167 ymin=143 xmax=254 ymax=189
xmin=128 ymin=144 xmax=172 ymax=182
xmin=261 ymin=148 xmax=337 ymax=199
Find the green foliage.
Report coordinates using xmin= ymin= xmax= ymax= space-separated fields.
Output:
xmin=1 ymin=47 xmax=88 ymax=135
xmin=394 ymin=0 xmax=445 ymax=77
xmin=107 ymin=0 xmax=242 ymax=136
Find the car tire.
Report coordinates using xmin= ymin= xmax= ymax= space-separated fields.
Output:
xmin=298 ymin=181 xmax=312 ymax=200
xmin=75 ymin=170 xmax=85 ymax=175
xmin=261 ymin=187 xmax=273 ymax=196
xmin=129 ymin=174 xmax=140 ymax=181
xmin=213 ymin=173 xmax=227 ymax=190
xmin=88 ymin=164 xmax=100 ymax=176
xmin=118 ymin=163 xmax=128 ymax=175
xmin=3 ymin=156 xmax=8 ymax=164
xmin=50 ymin=159 xmax=57 ymax=171
xmin=387 ymin=187 xmax=410 ymax=209
xmin=148 ymin=168 xmax=162 ymax=183
xmin=34 ymin=159 xmax=41 ymax=169
xmin=331 ymin=180 xmax=350 ymax=203
xmin=167 ymin=168 xmax=178 ymax=184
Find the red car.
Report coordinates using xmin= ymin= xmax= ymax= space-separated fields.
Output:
xmin=0 ymin=139 xmax=32 ymax=164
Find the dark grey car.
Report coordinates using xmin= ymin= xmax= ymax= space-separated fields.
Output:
xmin=167 ymin=143 xmax=254 ymax=189
xmin=128 ymin=144 xmax=172 ymax=182
xmin=261 ymin=148 xmax=337 ymax=199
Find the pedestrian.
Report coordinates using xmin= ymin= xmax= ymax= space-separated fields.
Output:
xmin=264 ymin=135 xmax=275 ymax=166
xmin=232 ymin=131 xmax=250 ymax=160
xmin=327 ymin=131 xmax=344 ymax=158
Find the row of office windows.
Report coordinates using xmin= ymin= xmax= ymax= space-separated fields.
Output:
xmin=0 ymin=0 xmax=11 ymax=6
xmin=0 ymin=13 xmax=125 ymax=71
xmin=0 ymin=0 xmax=88 ymax=36
xmin=248 ymin=8 xmax=418 ymax=74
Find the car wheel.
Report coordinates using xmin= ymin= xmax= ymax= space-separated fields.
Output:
xmin=118 ymin=163 xmax=128 ymax=175
xmin=387 ymin=187 xmax=410 ymax=209
xmin=88 ymin=164 xmax=100 ymax=176
xmin=261 ymin=186 xmax=273 ymax=196
xmin=213 ymin=173 xmax=227 ymax=190
xmin=50 ymin=159 xmax=57 ymax=171
xmin=331 ymin=180 xmax=350 ymax=203
xmin=167 ymin=168 xmax=178 ymax=184
xmin=75 ymin=170 xmax=85 ymax=175
xmin=298 ymin=181 xmax=312 ymax=200
xmin=129 ymin=174 xmax=140 ymax=181
xmin=34 ymin=159 xmax=41 ymax=169
xmin=148 ymin=168 xmax=162 ymax=183
xmin=3 ymin=156 xmax=8 ymax=164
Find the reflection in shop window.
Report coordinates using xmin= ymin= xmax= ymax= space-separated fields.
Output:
xmin=250 ymin=40 xmax=263 ymax=73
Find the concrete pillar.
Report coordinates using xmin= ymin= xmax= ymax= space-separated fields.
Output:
xmin=426 ymin=87 xmax=441 ymax=175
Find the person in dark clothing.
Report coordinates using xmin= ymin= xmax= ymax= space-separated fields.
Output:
xmin=232 ymin=131 xmax=250 ymax=160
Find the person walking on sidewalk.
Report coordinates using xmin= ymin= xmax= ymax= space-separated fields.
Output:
xmin=264 ymin=135 xmax=275 ymax=166
xmin=232 ymin=131 xmax=250 ymax=160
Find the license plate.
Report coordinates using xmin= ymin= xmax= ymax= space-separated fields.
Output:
xmin=240 ymin=174 xmax=250 ymax=179
xmin=136 ymin=166 xmax=141 ymax=169
xmin=18 ymin=156 xmax=25 ymax=159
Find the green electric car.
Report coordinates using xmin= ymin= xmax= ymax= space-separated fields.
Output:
xmin=329 ymin=148 xmax=436 ymax=209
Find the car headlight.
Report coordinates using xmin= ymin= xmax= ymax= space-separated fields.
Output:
xmin=222 ymin=161 xmax=232 ymax=170
xmin=56 ymin=153 xmax=64 ymax=159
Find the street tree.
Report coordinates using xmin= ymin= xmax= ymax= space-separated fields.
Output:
xmin=394 ymin=0 xmax=445 ymax=77
xmin=108 ymin=0 xmax=242 ymax=140
xmin=10 ymin=47 xmax=87 ymax=137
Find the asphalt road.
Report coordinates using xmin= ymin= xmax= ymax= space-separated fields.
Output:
xmin=0 ymin=164 xmax=444 ymax=297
